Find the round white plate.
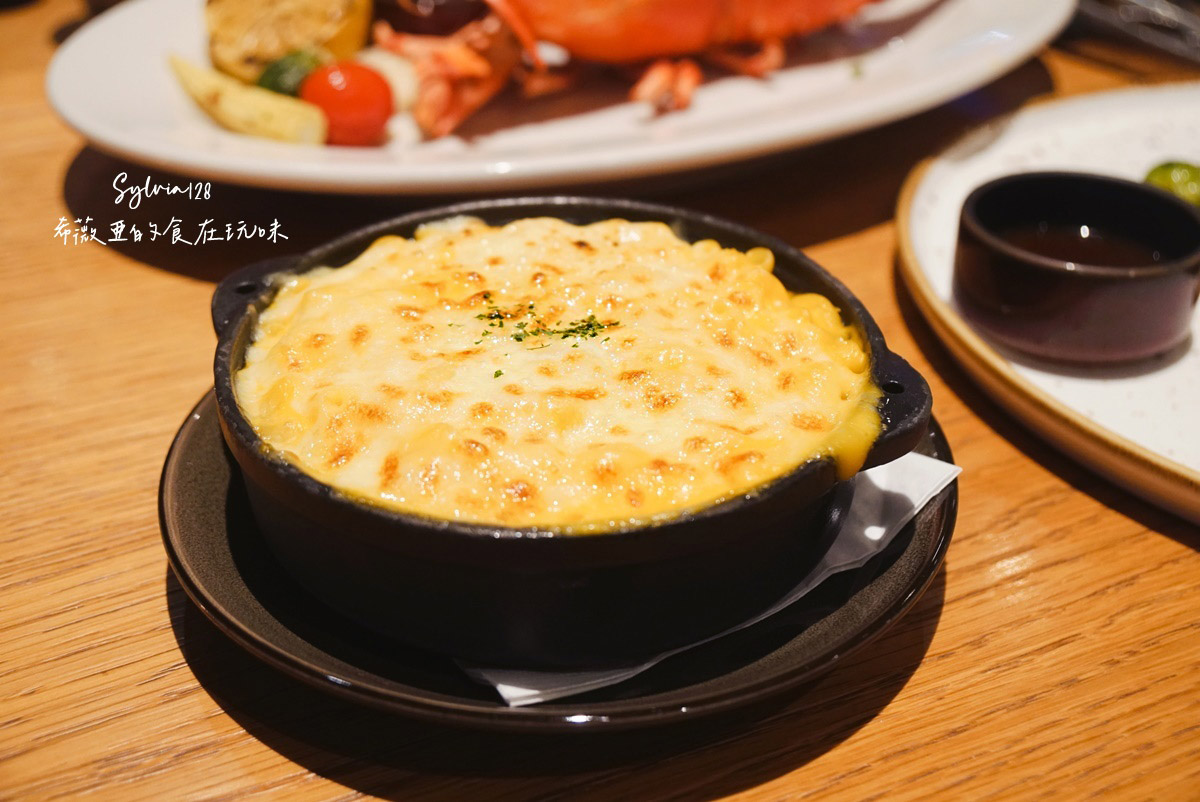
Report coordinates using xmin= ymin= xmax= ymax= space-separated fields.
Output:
xmin=897 ymin=83 xmax=1200 ymax=524
xmin=47 ymin=0 xmax=1073 ymax=194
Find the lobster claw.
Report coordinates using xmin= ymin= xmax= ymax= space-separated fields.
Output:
xmin=705 ymin=38 xmax=785 ymax=78
xmin=630 ymin=59 xmax=703 ymax=113
xmin=375 ymin=15 xmax=522 ymax=138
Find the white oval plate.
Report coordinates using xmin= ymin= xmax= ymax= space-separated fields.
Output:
xmin=897 ymin=83 xmax=1200 ymax=523
xmin=47 ymin=0 xmax=1072 ymax=194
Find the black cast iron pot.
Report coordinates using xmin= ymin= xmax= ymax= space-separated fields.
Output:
xmin=211 ymin=197 xmax=932 ymax=669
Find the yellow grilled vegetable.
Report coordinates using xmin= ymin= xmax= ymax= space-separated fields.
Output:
xmin=206 ymin=0 xmax=371 ymax=83
xmin=170 ymin=55 xmax=328 ymax=144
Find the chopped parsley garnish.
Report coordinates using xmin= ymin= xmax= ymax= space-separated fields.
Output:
xmin=494 ymin=369 xmax=503 ymax=378
xmin=473 ymin=297 xmax=618 ymax=348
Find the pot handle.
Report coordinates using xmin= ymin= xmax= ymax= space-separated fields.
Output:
xmin=862 ymin=351 xmax=933 ymax=470
xmin=211 ymin=255 xmax=301 ymax=335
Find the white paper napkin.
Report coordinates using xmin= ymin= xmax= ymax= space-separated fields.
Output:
xmin=462 ymin=451 xmax=961 ymax=707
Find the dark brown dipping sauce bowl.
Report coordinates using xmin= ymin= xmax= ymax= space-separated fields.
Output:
xmin=953 ymin=171 xmax=1200 ymax=363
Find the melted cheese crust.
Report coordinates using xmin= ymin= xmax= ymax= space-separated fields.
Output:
xmin=235 ymin=217 xmax=880 ymax=532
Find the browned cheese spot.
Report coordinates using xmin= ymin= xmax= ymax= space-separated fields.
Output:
xmin=379 ymin=453 xmax=399 ymax=487
xmin=573 ymin=239 xmax=595 ymax=252
xmin=351 ymin=324 xmax=370 ymax=346
xmin=610 ymin=425 xmax=629 ymax=435
xmin=537 ymin=364 xmax=557 ymax=377
xmin=463 ymin=271 xmax=484 ymax=283
xmin=792 ymin=412 xmax=829 ymax=430
xmin=648 ymin=459 xmax=670 ymax=473
xmin=627 ymin=488 xmax=644 ymax=507
xmin=708 ymin=262 xmax=726 ymax=283
xmin=779 ymin=332 xmax=798 ymax=354
xmin=548 ymin=387 xmax=606 ymax=400
xmin=460 ymin=439 xmax=489 ymax=457
xmin=487 ymin=256 xmax=503 ymax=266
xmin=602 ymin=295 xmax=625 ymax=312
xmin=452 ymin=348 xmax=483 ymax=361
xmin=458 ymin=290 xmax=490 ymax=308
xmin=412 ymin=323 xmax=436 ymax=340
xmin=349 ymin=402 xmax=389 ymax=423
xmin=618 ymin=369 xmax=647 ymax=383
xmin=420 ymin=390 xmax=455 ymax=407
xmin=753 ymin=350 xmax=776 ymax=366
xmin=535 ymin=262 xmax=564 ymax=275
xmin=531 ymin=271 xmax=547 ymax=286
xmin=564 ymin=353 xmax=582 ymax=363
xmin=503 ymin=384 xmax=523 ymax=395
xmin=714 ymin=330 xmax=734 ymax=348
xmin=327 ymin=445 xmax=356 ymax=468
xmin=684 ymin=436 xmax=709 ymax=452
xmin=621 ymin=337 xmax=637 ymax=349
xmin=718 ymin=451 xmax=764 ymax=475
xmin=645 ymin=387 xmax=680 ymax=411
xmin=470 ymin=402 xmax=494 ymax=419
xmin=306 ymin=332 xmax=330 ymax=349
xmin=592 ymin=458 xmax=618 ymax=483
xmin=324 ymin=419 xmax=362 ymax=468
xmin=418 ymin=462 xmax=441 ymax=493
xmin=481 ymin=426 xmax=507 ymax=441
xmin=505 ymin=480 xmax=534 ymax=502
xmin=706 ymin=364 xmax=729 ymax=377
xmin=393 ymin=305 xmax=423 ymax=319
xmin=777 ymin=372 xmax=794 ymax=390
xmin=407 ymin=351 xmax=429 ymax=361
xmin=716 ymin=422 xmax=763 ymax=435
xmin=728 ymin=291 xmax=752 ymax=307
xmin=286 ymin=348 xmax=303 ymax=370
xmin=379 ymin=383 xmax=406 ymax=398
xmin=726 ymin=388 xmax=747 ymax=408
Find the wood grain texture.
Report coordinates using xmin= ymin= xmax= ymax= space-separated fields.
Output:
xmin=2 ymin=2 xmax=1199 ymax=799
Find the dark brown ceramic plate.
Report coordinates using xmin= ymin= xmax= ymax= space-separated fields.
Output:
xmin=159 ymin=391 xmax=957 ymax=733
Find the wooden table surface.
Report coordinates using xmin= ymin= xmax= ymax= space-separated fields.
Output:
xmin=4 ymin=1 xmax=1200 ymax=799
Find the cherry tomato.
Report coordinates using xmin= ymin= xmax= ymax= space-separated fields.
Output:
xmin=300 ymin=62 xmax=393 ymax=146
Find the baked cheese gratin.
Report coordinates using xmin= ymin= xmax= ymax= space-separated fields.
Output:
xmin=234 ymin=217 xmax=881 ymax=532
